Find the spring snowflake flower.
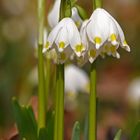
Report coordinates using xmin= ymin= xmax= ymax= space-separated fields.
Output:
xmin=80 ymin=8 xmax=130 ymax=63
xmin=48 ymin=0 xmax=83 ymax=28
xmin=43 ymin=18 xmax=85 ymax=63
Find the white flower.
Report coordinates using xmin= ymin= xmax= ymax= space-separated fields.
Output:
xmin=48 ymin=0 xmax=83 ymax=28
xmin=48 ymin=0 xmax=60 ymax=28
xmin=65 ymin=64 xmax=89 ymax=94
xmin=43 ymin=18 xmax=85 ymax=63
xmin=80 ymin=8 xmax=130 ymax=63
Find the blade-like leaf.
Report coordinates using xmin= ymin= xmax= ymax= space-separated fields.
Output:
xmin=39 ymin=128 xmax=47 ymax=140
xmin=114 ymin=129 xmax=122 ymax=140
xmin=12 ymin=97 xmax=37 ymax=140
xmin=71 ymin=121 xmax=80 ymax=140
xmin=131 ymin=121 xmax=140 ymax=140
xmin=46 ymin=109 xmax=55 ymax=140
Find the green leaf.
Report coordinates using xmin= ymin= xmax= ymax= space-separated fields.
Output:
xmin=12 ymin=97 xmax=37 ymax=140
xmin=46 ymin=109 xmax=55 ymax=140
xmin=114 ymin=129 xmax=122 ymax=140
xmin=74 ymin=4 xmax=88 ymax=20
xmin=38 ymin=128 xmax=47 ymax=140
xmin=131 ymin=121 xmax=140 ymax=140
xmin=71 ymin=121 xmax=80 ymax=140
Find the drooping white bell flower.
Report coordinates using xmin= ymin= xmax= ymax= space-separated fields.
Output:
xmin=80 ymin=8 xmax=130 ymax=63
xmin=43 ymin=18 xmax=85 ymax=63
xmin=48 ymin=0 xmax=83 ymax=28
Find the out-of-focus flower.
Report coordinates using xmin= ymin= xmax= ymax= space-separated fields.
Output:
xmin=43 ymin=18 xmax=85 ymax=64
xmin=80 ymin=8 xmax=130 ymax=63
xmin=127 ymin=78 xmax=140 ymax=107
xmin=48 ymin=0 xmax=83 ymax=28
xmin=65 ymin=64 xmax=89 ymax=111
xmin=65 ymin=64 xmax=89 ymax=94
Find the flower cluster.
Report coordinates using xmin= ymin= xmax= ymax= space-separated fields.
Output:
xmin=43 ymin=6 xmax=130 ymax=64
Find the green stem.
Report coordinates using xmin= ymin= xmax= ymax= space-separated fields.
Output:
xmin=89 ymin=63 xmax=97 ymax=140
xmin=93 ymin=0 xmax=102 ymax=9
xmin=54 ymin=0 xmax=65 ymax=139
xmin=45 ymin=58 xmax=51 ymax=111
xmin=54 ymin=64 xmax=64 ymax=140
xmin=37 ymin=0 xmax=46 ymax=129
xmin=89 ymin=0 xmax=102 ymax=140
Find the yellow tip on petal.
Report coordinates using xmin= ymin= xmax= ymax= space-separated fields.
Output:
xmin=45 ymin=41 xmax=50 ymax=49
xmin=110 ymin=34 xmax=117 ymax=41
xmin=75 ymin=44 xmax=84 ymax=52
xmin=59 ymin=41 xmax=65 ymax=49
xmin=110 ymin=45 xmax=116 ymax=54
xmin=88 ymin=49 xmax=96 ymax=58
xmin=94 ymin=37 xmax=102 ymax=44
xmin=60 ymin=52 xmax=66 ymax=60
xmin=123 ymin=40 xmax=128 ymax=45
xmin=75 ymin=21 xmax=80 ymax=28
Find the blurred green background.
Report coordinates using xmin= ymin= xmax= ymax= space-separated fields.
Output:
xmin=0 ymin=0 xmax=140 ymax=139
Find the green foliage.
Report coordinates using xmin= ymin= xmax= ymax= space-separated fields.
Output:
xmin=38 ymin=128 xmax=47 ymax=140
xmin=131 ymin=121 xmax=140 ymax=140
xmin=12 ymin=97 xmax=38 ymax=140
xmin=114 ymin=129 xmax=122 ymax=140
xmin=71 ymin=121 xmax=80 ymax=140
xmin=12 ymin=97 xmax=56 ymax=140
xmin=46 ymin=109 xmax=55 ymax=140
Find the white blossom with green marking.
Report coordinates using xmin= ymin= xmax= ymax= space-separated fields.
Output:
xmin=80 ymin=8 xmax=130 ymax=63
xmin=43 ymin=18 xmax=85 ymax=63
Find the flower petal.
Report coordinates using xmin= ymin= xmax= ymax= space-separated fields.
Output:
xmin=66 ymin=18 xmax=84 ymax=57
xmin=46 ymin=18 xmax=66 ymax=50
xmin=55 ymin=27 xmax=69 ymax=52
xmin=80 ymin=20 xmax=89 ymax=50
xmin=87 ymin=10 xmax=110 ymax=49
xmin=71 ymin=7 xmax=83 ymax=28
xmin=101 ymin=8 xmax=130 ymax=52
xmin=48 ymin=0 xmax=60 ymax=28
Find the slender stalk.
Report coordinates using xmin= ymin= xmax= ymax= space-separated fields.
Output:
xmin=93 ymin=0 xmax=102 ymax=9
xmin=54 ymin=64 xmax=65 ymax=140
xmin=45 ymin=58 xmax=51 ymax=111
xmin=54 ymin=0 xmax=65 ymax=140
xmin=37 ymin=0 xmax=46 ymax=129
xmin=89 ymin=62 xmax=97 ymax=140
xmin=89 ymin=0 xmax=102 ymax=140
